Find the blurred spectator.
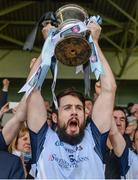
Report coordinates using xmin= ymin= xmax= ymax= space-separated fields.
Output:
xmin=93 ymin=80 xmax=101 ymax=102
xmin=47 ymin=108 xmax=52 ymax=127
xmin=125 ymin=116 xmax=138 ymax=143
xmin=113 ymin=106 xmax=127 ymax=135
xmin=0 ymin=79 xmax=10 ymax=109
xmin=0 ymin=151 xmax=25 ymax=178
xmin=9 ymin=124 xmax=32 ymax=178
xmin=0 ymin=102 xmax=10 ymax=127
xmin=0 ymin=79 xmax=10 ymax=126
xmin=0 ymin=95 xmax=27 ymax=178
xmin=85 ymin=97 xmax=93 ymax=120
xmin=130 ymin=104 xmax=138 ymax=120
xmin=110 ymin=122 xmax=138 ymax=179
xmin=44 ymin=100 xmax=50 ymax=109
xmin=127 ymin=102 xmax=134 ymax=116
xmin=104 ymin=106 xmax=132 ymax=179
xmin=113 ymin=106 xmax=132 ymax=148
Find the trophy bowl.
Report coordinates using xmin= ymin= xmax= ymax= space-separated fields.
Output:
xmin=55 ymin=4 xmax=91 ymax=66
xmin=55 ymin=33 xmax=91 ymax=66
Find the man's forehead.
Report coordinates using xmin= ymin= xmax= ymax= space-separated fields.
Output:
xmin=85 ymin=100 xmax=92 ymax=104
xmin=59 ymin=95 xmax=83 ymax=105
xmin=113 ymin=110 xmax=125 ymax=117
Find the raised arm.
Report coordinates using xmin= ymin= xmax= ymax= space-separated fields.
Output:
xmin=2 ymin=95 xmax=27 ymax=145
xmin=88 ymin=22 xmax=116 ymax=133
xmin=27 ymin=89 xmax=47 ymax=133
xmin=0 ymin=79 xmax=9 ymax=109
xmin=27 ymin=57 xmax=47 ymax=133
xmin=26 ymin=23 xmax=55 ymax=133
xmin=109 ymin=118 xmax=126 ymax=157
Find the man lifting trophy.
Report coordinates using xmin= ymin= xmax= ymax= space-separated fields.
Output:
xmin=20 ymin=3 xmax=117 ymax=179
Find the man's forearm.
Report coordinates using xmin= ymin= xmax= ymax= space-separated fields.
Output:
xmin=2 ymin=117 xmax=24 ymax=145
xmin=109 ymin=120 xmax=126 ymax=157
xmin=2 ymin=95 xmax=27 ymax=145
xmin=94 ymin=41 xmax=116 ymax=92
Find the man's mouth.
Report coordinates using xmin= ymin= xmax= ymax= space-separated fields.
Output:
xmin=67 ymin=119 xmax=79 ymax=133
xmin=69 ymin=120 xmax=78 ymax=127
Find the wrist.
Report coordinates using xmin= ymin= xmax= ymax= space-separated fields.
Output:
xmin=93 ymin=40 xmax=99 ymax=46
xmin=2 ymin=87 xmax=8 ymax=92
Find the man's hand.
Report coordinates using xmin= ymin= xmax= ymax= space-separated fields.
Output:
xmin=87 ymin=21 xmax=101 ymax=43
xmin=41 ymin=23 xmax=55 ymax=39
xmin=0 ymin=103 xmax=10 ymax=116
xmin=2 ymin=79 xmax=10 ymax=91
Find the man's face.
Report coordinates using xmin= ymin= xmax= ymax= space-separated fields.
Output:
xmin=113 ymin=110 xmax=126 ymax=135
xmin=133 ymin=130 xmax=138 ymax=153
xmin=125 ymin=122 xmax=137 ymax=135
xmin=54 ymin=95 xmax=85 ymax=145
xmin=130 ymin=104 xmax=138 ymax=119
xmin=17 ymin=132 xmax=31 ymax=153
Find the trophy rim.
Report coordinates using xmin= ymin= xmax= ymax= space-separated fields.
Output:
xmin=55 ymin=4 xmax=89 ymax=23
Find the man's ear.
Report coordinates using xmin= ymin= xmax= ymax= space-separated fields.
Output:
xmin=52 ymin=112 xmax=58 ymax=123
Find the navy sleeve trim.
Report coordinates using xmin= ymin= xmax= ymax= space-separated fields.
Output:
xmin=117 ymin=146 xmax=130 ymax=176
xmin=0 ymin=131 xmax=8 ymax=150
xmin=29 ymin=122 xmax=48 ymax=164
xmin=90 ymin=120 xmax=109 ymax=162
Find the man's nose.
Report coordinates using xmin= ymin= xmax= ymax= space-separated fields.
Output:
xmin=71 ymin=107 xmax=78 ymax=114
xmin=116 ymin=118 xmax=121 ymax=125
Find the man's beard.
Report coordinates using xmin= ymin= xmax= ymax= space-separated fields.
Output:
xmin=56 ymin=121 xmax=85 ymax=145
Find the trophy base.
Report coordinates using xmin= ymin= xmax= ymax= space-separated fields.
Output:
xmin=55 ymin=33 xmax=91 ymax=66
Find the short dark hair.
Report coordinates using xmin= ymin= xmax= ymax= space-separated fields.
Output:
xmin=127 ymin=102 xmax=134 ymax=109
xmin=84 ymin=96 xmax=93 ymax=102
xmin=52 ymin=87 xmax=85 ymax=113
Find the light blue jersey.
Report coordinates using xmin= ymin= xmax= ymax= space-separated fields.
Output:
xmin=30 ymin=121 xmax=108 ymax=179
xmin=120 ymin=150 xmax=138 ymax=179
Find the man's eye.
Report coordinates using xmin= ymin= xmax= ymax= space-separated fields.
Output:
xmin=77 ymin=106 xmax=83 ymax=110
xmin=64 ymin=106 xmax=70 ymax=110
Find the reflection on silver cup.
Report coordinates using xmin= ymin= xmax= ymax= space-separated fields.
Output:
xmin=55 ymin=4 xmax=91 ymax=66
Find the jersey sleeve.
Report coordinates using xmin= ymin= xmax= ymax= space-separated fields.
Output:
xmin=29 ymin=122 xmax=48 ymax=164
xmin=117 ymin=146 xmax=130 ymax=177
xmin=90 ymin=120 xmax=109 ymax=162
xmin=0 ymin=131 xmax=8 ymax=150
